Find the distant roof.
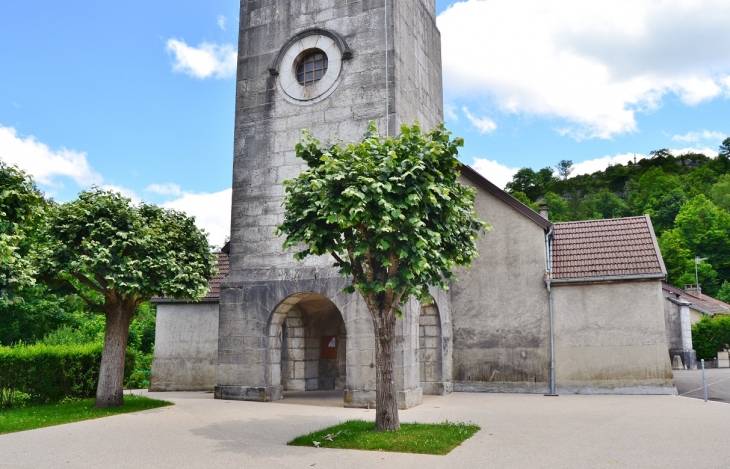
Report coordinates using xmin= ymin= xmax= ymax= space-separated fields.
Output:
xmin=150 ymin=251 xmax=229 ymax=303
xmin=204 ymin=252 xmax=229 ymax=300
xmin=662 ymin=283 xmax=730 ymax=316
xmin=459 ymin=164 xmax=552 ymax=230
xmin=551 ymin=215 xmax=666 ymax=282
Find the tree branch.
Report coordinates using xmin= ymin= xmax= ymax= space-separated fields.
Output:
xmin=70 ymin=273 xmax=106 ymax=294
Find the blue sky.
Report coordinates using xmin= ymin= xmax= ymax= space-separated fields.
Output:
xmin=2 ymin=0 xmax=729 ymax=245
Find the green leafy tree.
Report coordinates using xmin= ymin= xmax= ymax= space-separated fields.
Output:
xmin=0 ymin=161 xmax=46 ymax=302
xmin=583 ymin=189 xmax=628 ymax=219
xmin=277 ymin=123 xmax=489 ymax=431
xmin=555 ymin=160 xmax=574 ymax=180
xmin=510 ymin=191 xmax=539 ymax=212
xmin=716 ymin=281 xmax=730 ymax=304
xmin=709 ymin=174 xmax=730 ymax=212
xmin=692 ymin=315 xmax=730 ymax=360
xmin=659 ymin=195 xmax=730 ymax=296
xmin=41 ymin=188 xmax=216 ymax=408
xmin=506 ymin=167 xmax=555 ymax=201
xmin=541 ymin=192 xmax=570 ymax=221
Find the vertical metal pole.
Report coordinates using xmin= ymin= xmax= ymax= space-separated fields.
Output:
xmin=701 ymin=359 xmax=708 ymax=402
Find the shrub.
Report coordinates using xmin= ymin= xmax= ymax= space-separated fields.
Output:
xmin=692 ymin=315 xmax=730 ymax=360
xmin=0 ymin=343 xmax=134 ymax=408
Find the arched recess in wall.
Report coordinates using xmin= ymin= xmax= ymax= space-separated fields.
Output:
xmin=419 ymin=303 xmax=448 ymax=395
xmin=267 ymin=292 xmax=347 ymax=392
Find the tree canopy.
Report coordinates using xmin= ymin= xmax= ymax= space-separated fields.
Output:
xmin=277 ymin=122 xmax=489 ymax=430
xmin=0 ymin=162 xmax=46 ymax=303
xmin=41 ymin=188 xmax=216 ymax=407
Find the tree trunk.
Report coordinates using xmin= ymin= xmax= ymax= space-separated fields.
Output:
xmin=95 ymin=302 xmax=133 ymax=408
xmin=374 ymin=311 xmax=400 ymax=431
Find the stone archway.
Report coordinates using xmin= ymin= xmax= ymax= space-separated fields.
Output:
xmin=268 ymin=292 xmax=347 ymax=393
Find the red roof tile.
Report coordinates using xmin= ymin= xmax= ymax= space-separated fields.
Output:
xmin=203 ymin=252 xmax=229 ymax=300
xmin=551 ymin=215 xmax=666 ymax=281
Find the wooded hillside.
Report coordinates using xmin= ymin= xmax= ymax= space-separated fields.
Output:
xmin=505 ymin=137 xmax=730 ymax=300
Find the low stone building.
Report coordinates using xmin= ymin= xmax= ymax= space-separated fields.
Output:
xmin=662 ymin=282 xmax=730 ymax=370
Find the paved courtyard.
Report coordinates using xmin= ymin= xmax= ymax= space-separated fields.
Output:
xmin=674 ymin=368 xmax=730 ymax=403
xmin=2 ymin=389 xmax=730 ymax=469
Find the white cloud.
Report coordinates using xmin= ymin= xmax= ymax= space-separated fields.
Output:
xmin=162 ymin=189 xmax=232 ymax=247
xmin=572 ymin=153 xmax=639 ymax=177
xmin=166 ymin=39 xmax=237 ymax=79
xmin=438 ymin=0 xmax=730 ymax=139
xmin=217 ymin=15 xmax=227 ymax=31
xmin=101 ymin=184 xmax=142 ymax=204
xmin=571 ymin=147 xmax=719 ymax=177
xmin=671 ymin=130 xmax=726 ymax=144
xmin=444 ymin=102 xmax=459 ymax=121
xmin=668 ymin=147 xmax=718 ymax=158
xmin=470 ymin=158 xmax=519 ymax=190
xmin=0 ymin=125 xmax=102 ymax=187
xmin=462 ymin=107 xmax=497 ymax=134
xmin=145 ymin=182 xmax=182 ymax=196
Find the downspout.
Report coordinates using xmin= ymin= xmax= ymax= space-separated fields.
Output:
xmin=544 ymin=224 xmax=557 ymax=396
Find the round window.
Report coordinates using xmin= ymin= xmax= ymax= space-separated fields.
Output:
xmin=296 ymin=50 xmax=328 ymax=87
xmin=276 ymin=32 xmax=347 ymax=105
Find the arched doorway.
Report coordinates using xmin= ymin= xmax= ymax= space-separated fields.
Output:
xmin=269 ymin=293 xmax=347 ymax=392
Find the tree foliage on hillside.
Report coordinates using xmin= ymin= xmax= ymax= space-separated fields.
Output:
xmin=277 ymin=123 xmax=489 ymax=431
xmin=504 ymin=137 xmax=730 ymax=296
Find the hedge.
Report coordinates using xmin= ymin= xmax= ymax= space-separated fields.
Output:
xmin=0 ymin=343 xmax=134 ymax=408
xmin=692 ymin=315 xmax=730 ymax=360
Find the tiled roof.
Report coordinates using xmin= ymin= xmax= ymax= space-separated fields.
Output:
xmin=203 ymin=252 xmax=229 ymax=300
xmin=151 ymin=252 xmax=229 ymax=302
xmin=551 ymin=215 xmax=666 ymax=281
xmin=662 ymin=283 xmax=730 ymax=316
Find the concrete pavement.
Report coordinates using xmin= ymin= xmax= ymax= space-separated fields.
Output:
xmin=674 ymin=368 xmax=730 ymax=403
xmin=1 ymin=390 xmax=729 ymax=469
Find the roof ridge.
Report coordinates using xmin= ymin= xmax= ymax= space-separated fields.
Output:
xmin=553 ymin=215 xmax=648 ymax=225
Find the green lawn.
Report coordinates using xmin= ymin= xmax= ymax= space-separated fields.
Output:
xmin=0 ymin=395 xmax=172 ymax=435
xmin=288 ymin=420 xmax=480 ymax=455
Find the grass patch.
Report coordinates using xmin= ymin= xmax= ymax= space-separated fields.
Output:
xmin=288 ymin=420 xmax=479 ymax=455
xmin=0 ymin=394 xmax=172 ymax=435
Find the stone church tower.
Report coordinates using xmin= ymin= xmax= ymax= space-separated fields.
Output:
xmin=216 ymin=1 xmax=447 ymax=407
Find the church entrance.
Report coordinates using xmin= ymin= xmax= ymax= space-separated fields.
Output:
xmin=269 ymin=293 xmax=346 ymax=393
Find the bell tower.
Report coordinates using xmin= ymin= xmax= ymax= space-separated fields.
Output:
xmin=216 ymin=0 xmax=447 ymax=407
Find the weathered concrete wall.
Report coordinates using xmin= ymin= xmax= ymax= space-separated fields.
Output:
xmin=663 ymin=298 xmax=696 ymax=370
xmin=664 ymin=299 xmax=685 ymax=351
xmin=451 ymin=182 xmax=551 ymax=392
xmin=150 ymin=303 xmax=219 ymax=392
xmin=393 ymin=0 xmax=443 ymax=130
xmin=229 ymin=0 xmax=443 ymax=274
xmin=552 ymin=281 xmax=675 ymax=394
xmin=689 ymin=309 xmax=705 ymax=324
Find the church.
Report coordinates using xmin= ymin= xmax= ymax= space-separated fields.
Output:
xmin=150 ymin=0 xmax=676 ymax=407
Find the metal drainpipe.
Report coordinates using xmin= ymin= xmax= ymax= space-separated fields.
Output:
xmin=544 ymin=225 xmax=557 ymax=396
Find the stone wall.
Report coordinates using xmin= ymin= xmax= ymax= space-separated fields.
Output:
xmin=150 ymin=303 xmax=219 ymax=391
xmin=552 ymin=280 xmax=676 ymax=393
xmin=451 ymin=180 xmax=551 ymax=392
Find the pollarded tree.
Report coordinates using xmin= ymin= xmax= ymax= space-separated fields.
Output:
xmin=277 ymin=123 xmax=489 ymax=431
xmin=0 ymin=161 xmax=46 ymax=303
xmin=42 ymin=188 xmax=216 ymax=408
